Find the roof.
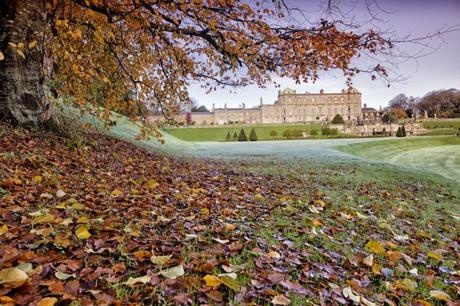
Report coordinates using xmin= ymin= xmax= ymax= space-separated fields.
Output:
xmin=362 ymin=107 xmax=379 ymax=112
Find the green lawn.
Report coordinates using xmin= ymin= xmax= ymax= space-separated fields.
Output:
xmin=422 ymin=119 xmax=460 ymax=129
xmin=421 ymin=128 xmax=458 ymax=136
xmin=337 ymin=136 xmax=460 ymax=182
xmin=164 ymin=124 xmax=321 ymax=142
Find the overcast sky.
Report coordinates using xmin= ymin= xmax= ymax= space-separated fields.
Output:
xmin=188 ymin=0 xmax=460 ymax=110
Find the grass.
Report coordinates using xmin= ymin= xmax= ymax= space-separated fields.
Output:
xmin=164 ymin=124 xmax=321 ymax=142
xmin=420 ymin=128 xmax=458 ymax=136
xmin=337 ymin=136 xmax=460 ymax=182
xmin=422 ymin=119 xmax=460 ymax=130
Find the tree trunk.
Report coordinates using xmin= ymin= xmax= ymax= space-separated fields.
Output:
xmin=0 ymin=0 xmax=47 ymax=127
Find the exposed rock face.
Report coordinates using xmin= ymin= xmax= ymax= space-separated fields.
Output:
xmin=0 ymin=0 xmax=47 ymax=127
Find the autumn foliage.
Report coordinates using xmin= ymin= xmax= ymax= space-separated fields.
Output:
xmin=1 ymin=0 xmax=390 ymax=137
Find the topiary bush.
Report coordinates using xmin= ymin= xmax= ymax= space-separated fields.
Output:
xmin=331 ymin=114 xmax=345 ymax=124
xmin=233 ymin=131 xmax=238 ymax=139
xmin=238 ymin=129 xmax=248 ymax=141
xmin=292 ymin=129 xmax=303 ymax=138
xmin=282 ymin=129 xmax=292 ymax=139
xmin=225 ymin=131 xmax=231 ymax=141
xmin=329 ymin=128 xmax=338 ymax=136
xmin=269 ymin=130 xmax=277 ymax=138
xmin=309 ymin=129 xmax=318 ymax=136
xmin=402 ymin=126 xmax=406 ymax=137
xmin=321 ymin=127 xmax=331 ymax=136
xmin=249 ymin=128 xmax=258 ymax=141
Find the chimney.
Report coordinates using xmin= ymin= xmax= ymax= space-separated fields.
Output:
xmin=364 ymin=103 xmax=367 ymax=108
xmin=260 ymin=97 xmax=263 ymax=106
xmin=320 ymin=89 xmax=324 ymax=94
xmin=212 ymin=103 xmax=215 ymax=111
xmin=242 ymin=102 xmax=245 ymax=109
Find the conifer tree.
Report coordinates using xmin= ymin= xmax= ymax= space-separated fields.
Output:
xmin=249 ymin=128 xmax=258 ymax=141
xmin=225 ymin=131 xmax=231 ymax=141
xmin=238 ymin=129 xmax=248 ymax=141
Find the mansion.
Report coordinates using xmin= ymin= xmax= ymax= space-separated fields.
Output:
xmin=150 ymin=88 xmax=381 ymax=125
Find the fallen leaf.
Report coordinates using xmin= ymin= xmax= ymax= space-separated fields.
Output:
xmin=221 ymin=275 xmax=240 ymax=291
xmin=343 ymin=286 xmax=360 ymax=303
xmin=363 ymin=254 xmax=373 ymax=267
xmin=272 ymin=294 xmax=291 ymax=305
xmin=111 ymin=188 xmax=123 ymax=197
xmin=429 ymin=290 xmax=450 ymax=302
xmin=267 ymin=251 xmax=281 ymax=259
xmin=213 ymin=238 xmax=229 ymax=244
xmin=160 ymin=265 xmax=184 ymax=279
xmin=124 ymin=275 xmax=152 ymax=287
xmin=0 ymin=267 xmax=29 ymax=288
xmin=56 ymin=190 xmax=66 ymax=198
xmin=365 ymin=240 xmax=385 ymax=255
xmin=0 ymin=224 xmax=8 ymax=235
xmin=395 ymin=278 xmax=417 ymax=291
xmin=150 ymin=254 xmax=172 ymax=265
xmin=75 ymin=225 xmax=91 ymax=240
xmin=203 ymin=275 xmax=221 ymax=287
xmin=36 ymin=297 xmax=58 ymax=306
xmin=55 ymin=271 xmax=75 ymax=280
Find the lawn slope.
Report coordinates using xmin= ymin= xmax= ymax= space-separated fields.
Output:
xmin=338 ymin=136 xmax=460 ymax=182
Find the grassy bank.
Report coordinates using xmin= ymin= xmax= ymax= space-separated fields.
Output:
xmin=337 ymin=136 xmax=460 ymax=182
xmin=164 ymin=124 xmax=321 ymax=142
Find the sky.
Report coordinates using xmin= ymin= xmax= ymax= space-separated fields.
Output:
xmin=188 ymin=0 xmax=460 ymax=110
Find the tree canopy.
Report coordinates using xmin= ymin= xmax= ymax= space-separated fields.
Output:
xmin=1 ymin=0 xmax=391 ymax=137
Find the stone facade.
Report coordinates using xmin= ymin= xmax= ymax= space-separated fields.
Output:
xmin=149 ymin=88 xmax=366 ymax=125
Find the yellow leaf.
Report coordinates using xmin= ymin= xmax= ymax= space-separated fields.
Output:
xmin=76 ymin=216 xmax=89 ymax=224
xmin=16 ymin=49 xmax=25 ymax=59
xmin=254 ymin=193 xmax=264 ymax=201
xmin=17 ymin=42 xmax=24 ymax=49
xmin=203 ymin=275 xmax=221 ymax=287
xmin=272 ymin=294 xmax=291 ymax=305
xmin=363 ymin=254 xmax=373 ymax=267
xmin=365 ymin=240 xmax=385 ymax=255
xmin=32 ymin=175 xmax=43 ymax=183
xmin=37 ymin=297 xmax=58 ymax=306
xmin=200 ymin=207 xmax=210 ymax=215
xmin=0 ymin=51 xmax=4 ymax=61
xmin=55 ymin=202 xmax=66 ymax=209
xmin=427 ymin=249 xmax=444 ymax=261
xmin=146 ymin=179 xmax=159 ymax=190
xmin=111 ymin=188 xmax=123 ymax=197
xmin=34 ymin=213 xmax=56 ymax=224
xmin=0 ymin=267 xmax=29 ymax=289
xmin=221 ymin=275 xmax=240 ymax=291
xmin=28 ymin=41 xmax=37 ymax=49
xmin=395 ymin=278 xmax=417 ymax=291
xmin=267 ymin=251 xmax=281 ymax=259
xmin=429 ymin=290 xmax=451 ymax=301
xmin=150 ymin=254 xmax=172 ymax=265
xmin=75 ymin=225 xmax=91 ymax=240
xmin=124 ymin=275 xmax=151 ymax=287
xmin=0 ymin=224 xmax=8 ymax=235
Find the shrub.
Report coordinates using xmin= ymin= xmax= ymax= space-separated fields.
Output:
xmin=233 ymin=131 xmax=238 ymax=139
xmin=321 ymin=127 xmax=331 ymax=136
xmin=225 ymin=131 xmax=231 ymax=141
xmin=249 ymin=128 xmax=258 ymax=141
xmin=282 ymin=129 xmax=292 ymax=138
xmin=330 ymin=128 xmax=338 ymax=136
xmin=402 ymin=126 xmax=406 ymax=137
xmin=309 ymin=129 xmax=318 ymax=136
xmin=396 ymin=126 xmax=405 ymax=137
xmin=331 ymin=114 xmax=345 ymax=124
xmin=269 ymin=130 xmax=278 ymax=138
xmin=238 ymin=129 xmax=248 ymax=141
xmin=292 ymin=129 xmax=303 ymax=138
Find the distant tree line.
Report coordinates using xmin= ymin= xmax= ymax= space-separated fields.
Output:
xmin=384 ymin=89 xmax=460 ymax=121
